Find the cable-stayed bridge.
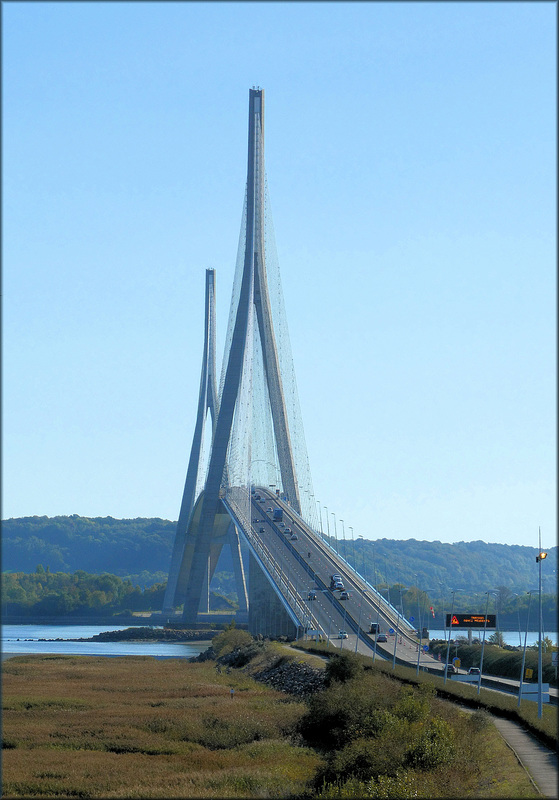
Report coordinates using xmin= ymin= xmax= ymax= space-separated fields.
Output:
xmin=162 ymin=88 xmax=425 ymax=664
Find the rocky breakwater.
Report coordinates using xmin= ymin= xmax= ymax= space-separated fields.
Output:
xmin=193 ymin=641 xmax=326 ymax=698
xmin=38 ymin=627 xmax=219 ymax=643
xmin=251 ymin=657 xmax=326 ymax=697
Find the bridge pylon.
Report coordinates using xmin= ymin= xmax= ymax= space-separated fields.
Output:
xmin=165 ymin=89 xmax=312 ymax=628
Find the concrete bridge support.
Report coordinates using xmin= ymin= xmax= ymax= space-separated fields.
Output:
xmin=248 ymin=553 xmax=298 ymax=639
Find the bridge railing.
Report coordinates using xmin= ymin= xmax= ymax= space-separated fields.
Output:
xmin=224 ymin=488 xmax=320 ymax=633
xmin=272 ymin=492 xmax=416 ymax=636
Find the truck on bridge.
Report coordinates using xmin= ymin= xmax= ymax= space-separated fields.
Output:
xmin=273 ymin=508 xmax=283 ymax=522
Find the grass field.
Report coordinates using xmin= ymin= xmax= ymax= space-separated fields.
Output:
xmin=1 ymin=651 xmax=542 ymax=798
xmin=2 ymin=654 xmax=321 ymax=798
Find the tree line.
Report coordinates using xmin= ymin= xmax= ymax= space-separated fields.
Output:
xmin=2 ymin=515 xmax=556 ymax=624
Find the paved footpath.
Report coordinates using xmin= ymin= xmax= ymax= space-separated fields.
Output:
xmin=490 ymin=716 xmax=558 ymax=798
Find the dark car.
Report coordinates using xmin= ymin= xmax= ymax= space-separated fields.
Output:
xmin=340 ymin=591 xmax=350 ymax=600
xmin=259 ymin=527 xmax=265 ymax=533
xmin=307 ymin=592 xmax=317 ymax=600
xmin=376 ymin=633 xmax=388 ymax=643
xmin=444 ymin=663 xmax=457 ymax=674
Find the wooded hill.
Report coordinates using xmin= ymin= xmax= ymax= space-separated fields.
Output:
xmin=2 ymin=515 xmax=557 ymax=612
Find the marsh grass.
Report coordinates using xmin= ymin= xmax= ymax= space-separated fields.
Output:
xmin=1 ymin=649 xmax=546 ymax=798
xmin=2 ymin=655 xmax=322 ymax=798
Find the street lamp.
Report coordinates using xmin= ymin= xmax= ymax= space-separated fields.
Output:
xmin=518 ymin=590 xmax=538 ymax=707
xmin=355 ymin=592 xmax=364 ymax=654
xmin=372 ymin=600 xmax=381 ymax=663
xmin=317 ymin=501 xmax=323 ymax=539
xmin=326 ymin=617 xmax=333 ymax=648
xmin=324 ymin=506 xmax=330 ymax=549
xmin=536 ymin=529 xmax=548 ymax=719
xmin=415 ymin=576 xmax=422 ymax=676
xmin=340 ymin=519 xmax=345 ymax=560
xmin=444 ymin=589 xmax=463 ymax=685
xmin=392 ymin=586 xmax=408 ymax=671
xmin=349 ymin=526 xmax=356 ymax=566
xmin=358 ymin=535 xmax=368 ymax=584
xmin=511 ymin=593 xmax=523 ymax=647
xmin=439 ymin=582 xmax=446 ymax=644
xmin=331 ymin=513 xmax=338 ymax=554
xmin=477 ymin=590 xmax=498 ymax=695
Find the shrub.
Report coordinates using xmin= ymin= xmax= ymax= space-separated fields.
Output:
xmin=407 ymin=717 xmax=456 ymax=770
xmin=211 ymin=626 xmax=253 ymax=658
xmin=325 ymin=651 xmax=365 ymax=685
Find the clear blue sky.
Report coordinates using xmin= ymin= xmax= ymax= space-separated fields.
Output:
xmin=3 ymin=2 xmax=556 ymax=550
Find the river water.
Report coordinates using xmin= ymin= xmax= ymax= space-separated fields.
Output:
xmin=2 ymin=624 xmax=211 ymax=659
xmin=2 ymin=625 xmax=556 ymax=660
xmin=424 ymin=629 xmax=557 ymax=647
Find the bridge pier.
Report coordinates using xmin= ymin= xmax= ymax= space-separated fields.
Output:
xmin=248 ymin=554 xmax=298 ymax=639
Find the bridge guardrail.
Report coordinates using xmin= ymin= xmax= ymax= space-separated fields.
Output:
xmin=268 ymin=491 xmax=416 ymax=639
xmin=224 ymin=490 xmax=319 ymax=633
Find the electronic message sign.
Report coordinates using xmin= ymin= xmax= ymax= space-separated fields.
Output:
xmin=446 ymin=613 xmax=496 ymax=629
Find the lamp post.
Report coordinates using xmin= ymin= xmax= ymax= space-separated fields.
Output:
xmin=340 ymin=519 xmax=345 ymax=560
xmin=536 ymin=530 xmax=548 ymax=719
xmin=518 ymin=590 xmax=537 ymax=707
xmin=349 ymin=526 xmax=356 ymax=567
xmin=324 ymin=506 xmax=330 ymax=549
xmin=331 ymin=513 xmax=338 ymax=554
xmin=396 ymin=564 xmax=404 ymax=616
xmin=392 ymin=586 xmax=408 ymax=671
xmin=444 ymin=589 xmax=463 ymax=685
xmin=355 ymin=592 xmax=364 ymax=654
xmin=317 ymin=501 xmax=323 ymax=540
xmin=358 ymin=535 xmax=368 ymax=584
xmin=512 ymin=593 xmax=523 ymax=647
xmin=372 ymin=601 xmax=381 ymax=663
xmin=415 ymin=577 xmax=422 ymax=676
xmin=439 ymin=582 xmax=446 ymax=644
xmin=392 ymin=608 xmax=400 ymax=670
xmin=341 ymin=604 xmax=348 ymax=651
xmin=477 ymin=590 xmax=498 ymax=695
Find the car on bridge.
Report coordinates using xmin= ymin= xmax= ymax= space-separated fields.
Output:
xmin=284 ymin=528 xmax=292 ymax=534
xmin=307 ymin=592 xmax=317 ymax=600
xmin=468 ymin=667 xmax=481 ymax=675
xmin=376 ymin=633 xmax=388 ymax=643
xmin=444 ymin=663 xmax=457 ymax=674
xmin=338 ymin=631 xmax=348 ymax=639
xmin=340 ymin=591 xmax=350 ymax=600
xmin=290 ymin=534 xmax=298 ymax=540
xmin=259 ymin=527 xmax=265 ymax=533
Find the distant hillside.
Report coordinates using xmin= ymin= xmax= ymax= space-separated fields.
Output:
xmin=1 ymin=516 xmax=176 ymax=586
xmin=2 ymin=516 xmax=557 ymax=600
xmin=351 ymin=537 xmax=557 ymax=597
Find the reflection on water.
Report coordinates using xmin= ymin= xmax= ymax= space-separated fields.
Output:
xmin=2 ymin=624 xmax=211 ymax=659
